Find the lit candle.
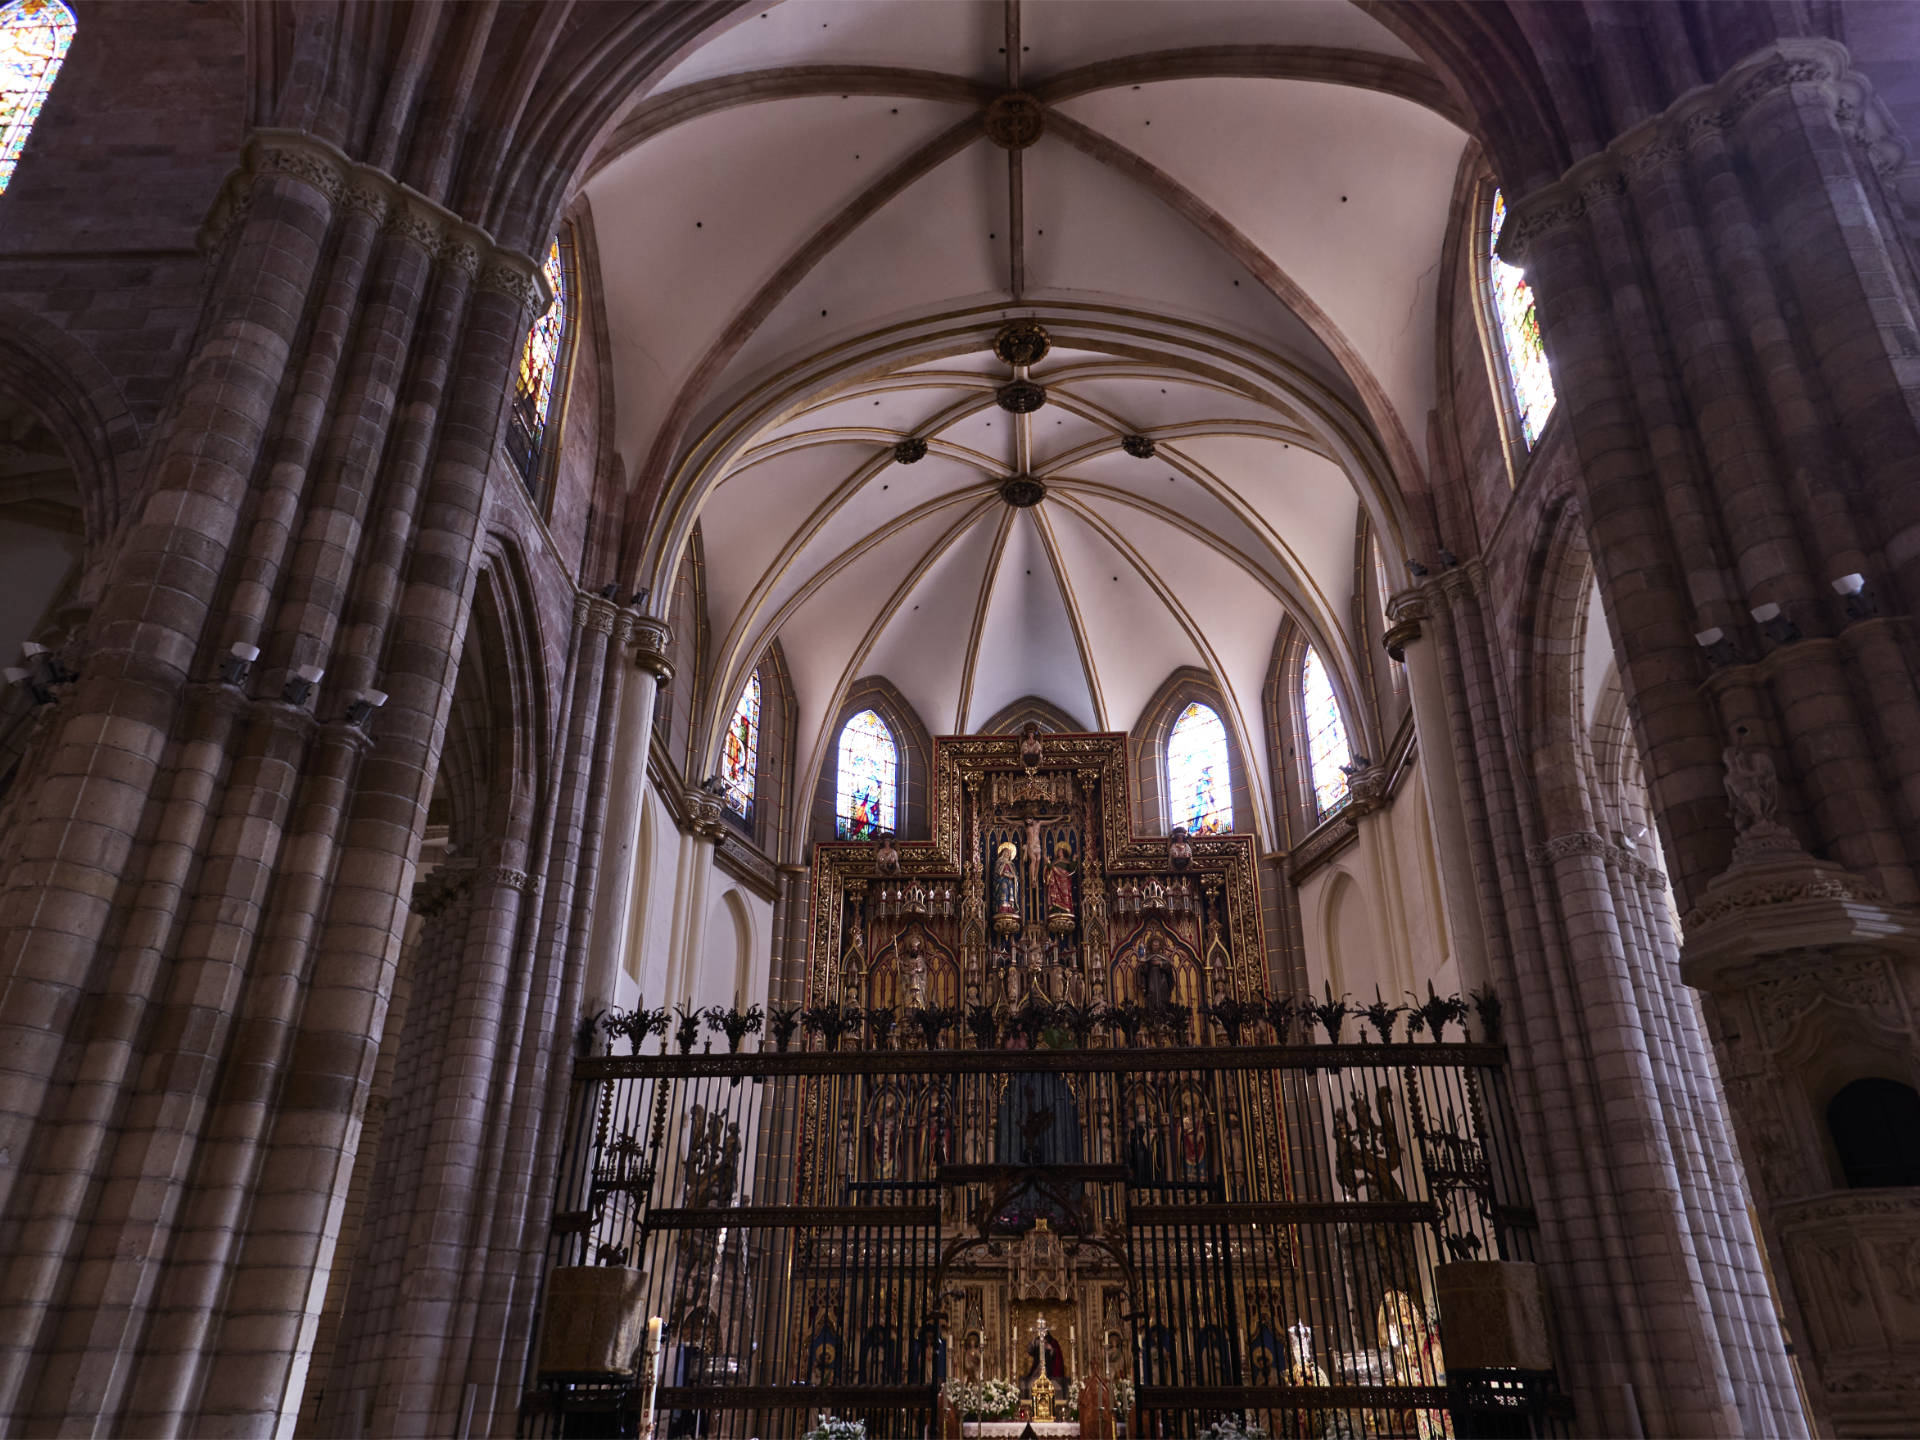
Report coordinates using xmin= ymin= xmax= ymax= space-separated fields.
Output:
xmin=647 ymin=1315 xmax=663 ymax=1350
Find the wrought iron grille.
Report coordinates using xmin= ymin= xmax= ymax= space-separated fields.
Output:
xmin=521 ymin=1038 xmax=1562 ymax=1439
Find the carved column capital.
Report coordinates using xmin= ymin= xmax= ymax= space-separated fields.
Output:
xmin=1526 ymin=829 xmax=1611 ymax=867
xmin=630 ymin=617 xmax=674 ymax=682
xmin=684 ymin=788 xmax=727 ymax=838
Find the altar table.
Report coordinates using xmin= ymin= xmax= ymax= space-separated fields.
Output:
xmin=962 ymin=1424 xmax=1080 ymax=1438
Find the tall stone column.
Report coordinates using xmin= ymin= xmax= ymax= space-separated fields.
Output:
xmin=1385 ymin=590 xmax=1490 ymax=990
xmin=1504 ymin=37 xmax=1920 ymax=1433
xmin=583 ymin=616 xmax=673 ymax=1017
xmin=669 ymin=789 xmax=726 ymax=1006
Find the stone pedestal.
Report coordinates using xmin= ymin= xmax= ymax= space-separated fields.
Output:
xmin=1433 ymin=1261 xmax=1551 ymax=1371
xmin=535 ymin=1267 xmax=649 ymax=1376
xmin=1682 ymin=850 xmax=1920 ymax=1435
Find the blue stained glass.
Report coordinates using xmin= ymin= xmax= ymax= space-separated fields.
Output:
xmin=1167 ymin=702 xmax=1231 ymax=835
xmin=0 ymin=0 xmax=73 ymax=196
xmin=1302 ymin=647 xmax=1352 ymax=818
xmin=721 ymin=671 xmax=760 ymax=820
xmin=1489 ymin=189 xmax=1557 ymax=447
xmin=836 ymin=709 xmax=897 ymax=840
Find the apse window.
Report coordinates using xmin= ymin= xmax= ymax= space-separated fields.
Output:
xmin=719 ymin=670 xmax=761 ymax=824
xmin=0 ymin=0 xmax=73 ymax=196
xmin=1302 ymin=646 xmax=1352 ymax=819
xmin=506 ymin=227 xmax=578 ymax=507
xmin=1827 ymin=1077 xmax=1920 ymax=1189
xmin=1487 ymin=188 xmax=1556 ymax=449
xmin=836 ymin=708 xmax=898 ymax=840
xmin=1167 ymin=702 xmax=1231 ymax=835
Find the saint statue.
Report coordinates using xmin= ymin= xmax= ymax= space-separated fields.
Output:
xmin=901 ymin=933 xmax=928 ymax=1008
xmin=1139 ymin=934 xmax=1176 ymax=1015
xmin=1723 ymin=729 xmax=1778 ymax=831
xmin=1125 ymin=1105 xmax=1159 ymax=1184
xmin=1176 ymin=1095 xmax=1209 ymax=1180
xmin=992 ymin=840 xmax=1022 ymax=934
xmin=1044 ymin=840 xmax=1076 ymax=933
xmin=874 ymin=831 xmax=901 ymax=876
xmin=1020 ymin=720 xmax=1044 ymax=773
xmin=1168 ymin=825 xmax=1193 ymax=872
xmin=871 ymin=1091 xmax=903 ymax=1181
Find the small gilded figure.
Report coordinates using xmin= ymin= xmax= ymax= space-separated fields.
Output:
xmin=992 ymin=840 xmax=1022 ymax=934
xmin=1045 ymin=839 xmax=1077 ymax=933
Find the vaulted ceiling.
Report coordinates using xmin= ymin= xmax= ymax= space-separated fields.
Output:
xmin=582 ymin=0 xmax=1474 ymax=846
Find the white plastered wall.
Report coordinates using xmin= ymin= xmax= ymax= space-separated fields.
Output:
xmin=1295 ymin=765 xmax=1458 ymax=1009
xmin=615 ymin=778 xmax=775 ymax=1015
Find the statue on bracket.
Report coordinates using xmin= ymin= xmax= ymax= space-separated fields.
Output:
xmin=1045 ymin=840 xmax=1077 ymax=933
xmin=875 ymin=831 xmax=901 ymax=876
xmin=993 ymin=841 xmax=1022 ymax=934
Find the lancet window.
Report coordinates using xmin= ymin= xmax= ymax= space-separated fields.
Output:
xmin=1167 ymin=701 xmax=1231 ymax=835
xmin=1487 ymin=188 xmax=1556 ymax=448
xmin=836 ymin=709 xmax=898 ymax=839
xmin=0 ymin=0 xmax=73 ymax=196
xmin=720 ymin=671 xmax=761 ymax=822
xmin=1302 ymin=646 xmax=1352 ymax=818
xmin=507 ymin=229 xmax=577 ymax=501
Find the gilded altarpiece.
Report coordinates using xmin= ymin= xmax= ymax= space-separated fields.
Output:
xmin=793 ymin=731 xmax=1291 ymax=1395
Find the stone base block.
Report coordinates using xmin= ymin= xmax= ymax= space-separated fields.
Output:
xmin=1433 ymin=1260 xmax=1551 ymax=1372
xmin=536 ymin=1265 xmax=649 ymax=1377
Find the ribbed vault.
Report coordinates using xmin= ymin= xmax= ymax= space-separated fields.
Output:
xmin=584 ymin=0 xmax=1477 ymax=854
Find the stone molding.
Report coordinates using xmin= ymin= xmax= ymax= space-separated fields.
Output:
xmin=198 ymin=128 xmax=549 ymax=314
xmin=715 ymin=832 xmax=780 ymax=901
xmin=1681 ymin=854 xmax=1888 ymax=936
xmin=1502 ymin=39 xmax=1900 ymax=265
xmin=1286 ymin=807 xmax=1359 ymax=882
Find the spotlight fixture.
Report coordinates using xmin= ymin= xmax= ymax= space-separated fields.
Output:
xmin=345 ymin=689 xmax=388 ymax=729
xmin=599 ymin=582 xmax=619 ymax=600
xmin=1693 ymin=626 xmax=1736 ymax=667
xmin=1831 ymin=572 xmax=1876 ymax=620
xmin=629 ymin=587 xmax=650 ymax=609
xmin=3 ymin=664 xmax=52 ymax=706
xmin=220 ymin=641 xmax=259 ymax=687
xmin=283 ymin=663 xmax=325 ymax=708
xmin=16 ymin=641 xmax=74 ymax=686
xmin=1749 ymin=602 xmax=1800 ymax=646
xmin=1405 ymin=559 xmax=1429 ymax=578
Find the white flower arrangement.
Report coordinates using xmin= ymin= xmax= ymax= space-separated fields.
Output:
xmin=1195 ymin=1418 xmax=1270 ymax=1440
xmin=803 ymin=1416 xmax=867 ymax=1440
xmin=1113 ymin=1377 xmax=1136 ymax=1414
xmin=943 ymin=1376 xmax=1022 ymax=1419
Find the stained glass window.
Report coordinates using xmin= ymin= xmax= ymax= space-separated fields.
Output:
xmin=1302 ymin=647 xmax=1352 ymax=818
xmin=507 ymin=231 xmax=574 ymax=492
xmin=836 ymin=709 xmax=898 ymax=840
xmin=0 ymin=0 xmax=73 ymax=196
xmin=720 ymin=671 xmax=760 ymax=821
xmin=1488 ymin=189 xmax=1556 ymax=448
xmin=1167 ymin=702 xmax=1231 ymax=835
